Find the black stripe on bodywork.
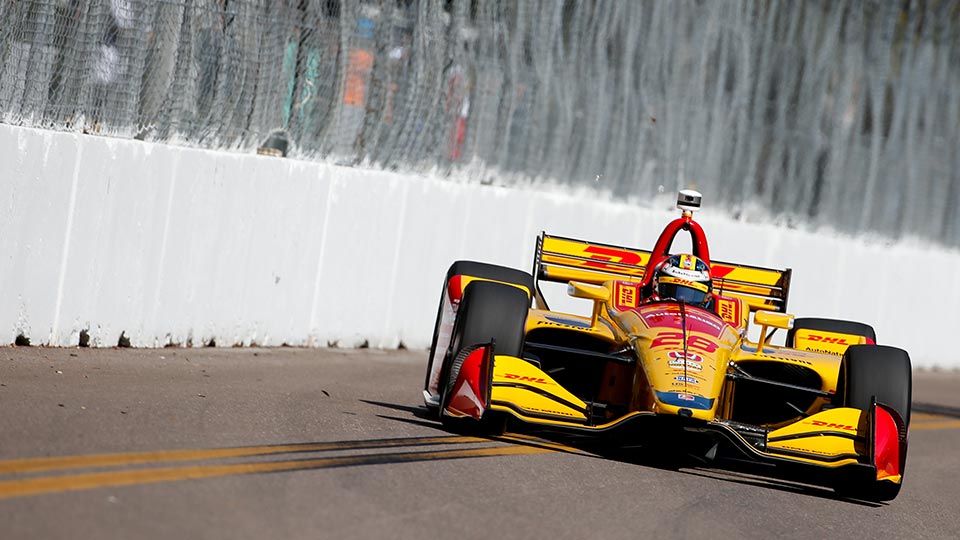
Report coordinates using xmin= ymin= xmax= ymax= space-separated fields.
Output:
xmin=767 ymin=431 xmax=863 ymax=444
xmin=764 ymin=447 xmax=863 ymax=463
xmin=491 ymin=400 xmax=589 ymax=424
xmin=767 ymin=431 xmax=866 ymax=443
xmin=492 ymin=382 xmax=589 ymax=416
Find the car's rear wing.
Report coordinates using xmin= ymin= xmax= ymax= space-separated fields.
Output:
xmin=533 ymin=233 xmax=791 ymax=313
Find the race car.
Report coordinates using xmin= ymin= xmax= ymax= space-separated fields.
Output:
xmin=422 ymin=190 xmax=910 ymax=502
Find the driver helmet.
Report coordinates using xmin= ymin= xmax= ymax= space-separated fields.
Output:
xmin=651 ymin=254 xmax=713 ymax=307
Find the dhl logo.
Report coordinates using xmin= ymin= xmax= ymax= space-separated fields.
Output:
xmin=615 ymin=282 xmax=639 ymax=308
xmin=541 ymin=238 xmax=786 ymax=306
xmin=581 ymin=246 xmax=645 ymax=274
xmin=502 ymin=373 xmax=552 ymax=385
xmin=805 ymin=334 xmax=849 ymax=345
xmin=716 ymin=298 xmax=740 ymax=325
xmin=806 ymin=420 xmax=857 ymax=432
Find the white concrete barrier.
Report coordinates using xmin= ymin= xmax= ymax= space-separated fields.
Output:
xmin=0 ymin=124 xmax=950 ymax=368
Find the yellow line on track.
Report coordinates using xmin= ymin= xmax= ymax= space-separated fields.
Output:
xmin=0 ymin=436 xmax=486 ymax=475
xmin=0 ymin=445 xmax=550 ymax=500
xmin=497 ymin=433 xmax=594 ymax=456
xmin=911 ymin=413 xmax=945 ymax=421
xmin=911 ymin=420 xmax=960 ymax=430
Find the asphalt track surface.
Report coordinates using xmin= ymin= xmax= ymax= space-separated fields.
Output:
xmin=1 ymin=347 xmax=958 ymax=540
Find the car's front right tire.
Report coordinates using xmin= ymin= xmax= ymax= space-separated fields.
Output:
xmin=832 ymin=344 xmax=911 ymax=502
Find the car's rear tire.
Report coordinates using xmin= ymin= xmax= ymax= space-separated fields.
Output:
xmin=832 ymin=344 xmax=911 ymax=502
xmin=787 ymin=317 xmax=876 ymax=347
xmin=439 ymin=280 xmax=529 ymax=434
xmin=425 ymin=261 xmax=534 ymax=399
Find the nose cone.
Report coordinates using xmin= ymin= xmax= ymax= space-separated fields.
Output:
xmin=646 ymin=347 xmax=727 ymax=421
xmin=653 ymin=390 xmax=717 ymax=421
xmin=620 ymin=303 xmax=738 ymax=421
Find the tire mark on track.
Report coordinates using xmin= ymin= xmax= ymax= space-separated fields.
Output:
xmin=0 ymin=435 xmax=486 ymax=475
xmin=912 ymin=402 xmax=960 ymax=419
xmin=0 ymin=444 xmax=551 ymax=500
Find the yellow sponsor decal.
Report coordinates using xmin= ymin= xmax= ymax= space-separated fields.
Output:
xmin=793 ymin=329 xmax=867 ymax=356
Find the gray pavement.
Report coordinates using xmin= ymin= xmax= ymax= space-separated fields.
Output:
xmin=0 ymin=347 xmax=957 ymax=540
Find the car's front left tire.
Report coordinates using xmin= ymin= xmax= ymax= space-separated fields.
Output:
xmin=438 ymin=280 xmax=529 ymax=434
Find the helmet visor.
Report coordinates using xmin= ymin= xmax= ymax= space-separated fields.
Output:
xmin=657 ymin=282 xmax=709 ymax=306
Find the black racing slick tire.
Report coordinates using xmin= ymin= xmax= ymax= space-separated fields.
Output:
xmin=439 ymin=280 xmax=529 ymax=434
xmin=445 ymin=261 xmax=535 ymax=296
xmin=832 ymin=345 xmax=911 ymax=502
xmin=787 ymin=317 xmax=877 ymax=347
xmin=838 ymin=344 xmax=912 ymax=427
xmin=425 ymin=261 xmax=534 ymax=397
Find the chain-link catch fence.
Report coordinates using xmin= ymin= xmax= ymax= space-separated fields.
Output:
xmin=1 ymin=0 xmax=958 ymax=245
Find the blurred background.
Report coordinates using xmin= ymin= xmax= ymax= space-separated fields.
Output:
xmin=1 ymin=0 xmax=957 ymax=245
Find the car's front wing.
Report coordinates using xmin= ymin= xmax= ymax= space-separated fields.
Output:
xmin=441 ymin=350 xmax=907 ymax=493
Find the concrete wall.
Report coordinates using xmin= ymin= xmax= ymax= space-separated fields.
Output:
xmin=0 ymin=124 xmax=950 ymax=367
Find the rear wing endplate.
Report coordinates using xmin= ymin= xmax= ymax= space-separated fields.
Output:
xmin=533 ymin=233 xmax=791 ymax=313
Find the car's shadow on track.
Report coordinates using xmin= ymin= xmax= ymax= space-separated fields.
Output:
xmin=678 ymin=468 xmax=883 ymax=507
xmin=360 ymin=399 xmax=440 ymax=429
xmin=361 ymin=399 xmax=888 ymax=508
xmin=360 ymin=399 xmax=434 ymax=419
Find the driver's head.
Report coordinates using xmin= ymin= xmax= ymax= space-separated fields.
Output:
xmin=652 ymin=254 xmax=712 ymax=307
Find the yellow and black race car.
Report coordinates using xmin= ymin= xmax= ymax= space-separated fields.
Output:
xmin=422 ymin=190 xmax=910 ymax=502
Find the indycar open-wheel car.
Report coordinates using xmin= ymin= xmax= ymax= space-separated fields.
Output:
xmin=423 ymin=190 xmax=910 ymax=502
